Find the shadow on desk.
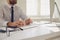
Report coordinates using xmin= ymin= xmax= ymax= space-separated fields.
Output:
xmin=0 ymin=29 xmax=16 ymax=33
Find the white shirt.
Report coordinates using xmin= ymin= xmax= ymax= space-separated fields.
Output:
xmin=0 ymin=4 xmax=27 ymax=26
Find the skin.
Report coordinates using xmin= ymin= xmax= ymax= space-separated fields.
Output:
xmin=7 ymin=0 xmax=17 ymax=5
xmin=7 ymin=0 xmax=32 ymax=27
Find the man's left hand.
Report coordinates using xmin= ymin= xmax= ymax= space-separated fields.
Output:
xmin=25 ymin=18 xmax=32 ymax=25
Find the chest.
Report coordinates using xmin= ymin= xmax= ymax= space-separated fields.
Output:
xmin=3 ymin=6 xmax=20 ymax=21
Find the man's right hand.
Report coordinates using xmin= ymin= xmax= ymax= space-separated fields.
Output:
xmin=7 ymin=20 xmax=25 ymax=27
xmin=7 ymin=22 xmax=18 ymax=27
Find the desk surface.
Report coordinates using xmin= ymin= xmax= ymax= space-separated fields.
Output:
xmin=0 ymin=22 xmax=60 ymax=40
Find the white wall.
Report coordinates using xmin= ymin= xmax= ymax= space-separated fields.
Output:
xmin=50 ymin=0 xmax=55 ymax=17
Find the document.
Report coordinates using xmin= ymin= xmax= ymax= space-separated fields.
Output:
xmin=20 ymin=22 xmax=40 ymax=30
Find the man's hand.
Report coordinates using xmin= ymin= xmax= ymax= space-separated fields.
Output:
xmin=7 ymin=22 xmax=18 ymax=27
xmin=7 ymin=21 xmax=25 ymax=27
xmin=7 ymin=18 xmax=32 ymax=27
xmin=16 ymin=20 xmax=25 ymax=27
xmin=25 ymin=18 xmax=32 ymax=25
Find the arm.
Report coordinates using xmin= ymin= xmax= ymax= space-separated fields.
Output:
xmin=18 ymin=7 xmax=27 ymax=20
xmin=19 ymin=8 xmax=32 ymax=25
xmin=0 ymin=6 xmax=8 ymax=27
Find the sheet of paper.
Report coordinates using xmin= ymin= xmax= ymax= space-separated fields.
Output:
xmin=20 ymin=22 xmax=40 ymax=29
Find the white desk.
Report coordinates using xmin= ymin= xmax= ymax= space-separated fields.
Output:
xmin=0 ymin=22 xmax=60 ymax=40
xmin=23 ymin=32 xmax=60 ymax=40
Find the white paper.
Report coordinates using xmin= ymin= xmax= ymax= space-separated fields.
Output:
xmin=20 ymin=22 xmax=40 ymax=29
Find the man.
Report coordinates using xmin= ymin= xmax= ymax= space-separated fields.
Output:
xmin=0 ymin=0 xmax=32 ymax=27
